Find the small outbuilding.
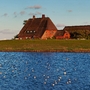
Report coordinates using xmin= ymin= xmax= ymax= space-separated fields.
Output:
xmin=55 ymin=30 xmax=70 ymax=39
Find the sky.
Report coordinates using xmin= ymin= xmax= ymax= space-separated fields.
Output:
xmin=0 ymin=0 xmax=90 ymax=40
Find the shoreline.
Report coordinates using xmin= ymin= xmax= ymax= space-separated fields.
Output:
xmin=0 ymin=50 xmax=90 ymax=53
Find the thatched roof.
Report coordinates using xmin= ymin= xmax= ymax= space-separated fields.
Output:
xmin=18 ymin=15 xmax=57 ymax=38
xmin=64 ymin=25 xmax=90 ymax=32
xmin=55 ymin=30 xmax=64 ymax=36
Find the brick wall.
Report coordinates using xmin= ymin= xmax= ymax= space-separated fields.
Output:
xmin=41 ymin=30 xmax=57 ymax=39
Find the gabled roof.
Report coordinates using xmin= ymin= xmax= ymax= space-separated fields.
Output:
xmin=46 ymin=18 xmax=57 ymax=30
xmin=18 ymin=15 xmax=57 ymax=38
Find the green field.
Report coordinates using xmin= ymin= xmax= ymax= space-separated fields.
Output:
xmin=0 ymin=39 xmax=90 ymax=52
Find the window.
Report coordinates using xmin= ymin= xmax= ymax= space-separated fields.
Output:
xmin=27 ymin=31 xmax=30 ymax=33
xmin=25 ymin=30 xmax=30 ymax=34
xmin=34 ymin=31 xmax=36 ymax=33
xmin=26 ymin=30 xmax=36 ymax=34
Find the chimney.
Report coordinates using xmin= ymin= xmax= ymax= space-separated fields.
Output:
xmin=33 ymin=15 xmax=35 ymax=19
xmin=42 ymin=14 xmax=45 ymax=18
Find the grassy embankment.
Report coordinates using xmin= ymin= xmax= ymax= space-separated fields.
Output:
xmin=0 ymin=39 xmax=90 ymax=52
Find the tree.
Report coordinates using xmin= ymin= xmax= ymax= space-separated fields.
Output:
xmin=23 ymin=20 xmax=28 ymax=25
xmin=70 ymin=32 xmax=81 ymax=39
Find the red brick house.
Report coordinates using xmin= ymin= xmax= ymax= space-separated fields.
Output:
xmin=18 ymin=15 xmax=57 ymax=39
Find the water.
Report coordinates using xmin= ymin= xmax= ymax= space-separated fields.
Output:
xmin=0 ymin=52 xmax=90 ymax=90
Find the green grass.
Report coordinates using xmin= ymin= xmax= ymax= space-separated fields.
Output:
xmin=0 ymin=39 xmax=90 ymax=52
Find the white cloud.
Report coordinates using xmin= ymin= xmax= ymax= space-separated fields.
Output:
xmin=56 ymin=24 xmax=65 ymax=29
xmin=56 ymin=24 xmax=65 ymax=27
xmin=0 ymin=29 xmax=16 ymax=34
xmin=0 ymin=29 xmax=19 ymax=40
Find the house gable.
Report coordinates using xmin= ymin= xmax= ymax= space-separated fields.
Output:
xmin=55 ymin=30 xmax=70 ymax=39
xmin=41 ymin=17 xmax=57 ymax=39
xmin=18 ymin=15 xmax=57 ymax=39
xmin=41 ymin=30 xmax=57 ymax=39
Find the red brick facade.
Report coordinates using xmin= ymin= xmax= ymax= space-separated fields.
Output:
xmin=56 ymin=31 xmax=70 ymax=39
xmin=41 ymin=30 xmax=57 ymax=39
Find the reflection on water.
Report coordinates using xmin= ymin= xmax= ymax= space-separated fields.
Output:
xmin=0 ymin=52 xmax=90 ymax=90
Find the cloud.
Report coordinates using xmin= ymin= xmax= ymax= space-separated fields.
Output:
xmin=82 ymin=22 xmax=89 ymax=24
xmin=67 ymin=10 xmax=72 ymax=12
xmin=56 ymin=24 xmax=65 ymax=29
xmin=13 ymin=11 xmax=26 ymax=17
xmin=0 ymin=29 xmax=19 ymax=40
xmin=28 ymin=12 xmax=35 ymax=16
xmin=2 ymin=13 xmax=8 ymax=17
xmin=20 ymin=11 xmax=26 ymax=15
xmin=56 ymin=24 xmax=65 ymax=27
xmin=36 ymin=12 xmax=42 ymax=15
xmin=0 ymin=29 xmax=14 ymax=34
xmin=26 ymin=5 xmax=42 ymax=9
xmin=13 ymin=12 xmax=18 ymax=18
xmin=28 ymin=12 xmax=42 ymax=16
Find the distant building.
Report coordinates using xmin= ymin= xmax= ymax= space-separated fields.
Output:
xmin=64 ymin=25 xmax=90 ymax=39
xmin=17 ymin=15 xmax=90 ymax=40
xmin=55 ymin=30 xmax=70 ymax=39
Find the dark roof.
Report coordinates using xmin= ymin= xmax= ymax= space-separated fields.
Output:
xmin=64 ymin=25 xmax=90 ymax=31
xmin=55 ymin=30 xmax=64 ymax=36
xmin=18 ymin=15 xmax=57 ymax=38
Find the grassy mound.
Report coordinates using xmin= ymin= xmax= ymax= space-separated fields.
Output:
xmin=0 ymin=39 xmax=90 ymax=52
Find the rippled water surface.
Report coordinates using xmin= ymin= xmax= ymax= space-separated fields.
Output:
xmin=0 ymin=52 xmax=90 ymax=90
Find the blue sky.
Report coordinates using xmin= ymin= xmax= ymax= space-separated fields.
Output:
xmin=0 ymin=0 xmax=90 ymax=40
